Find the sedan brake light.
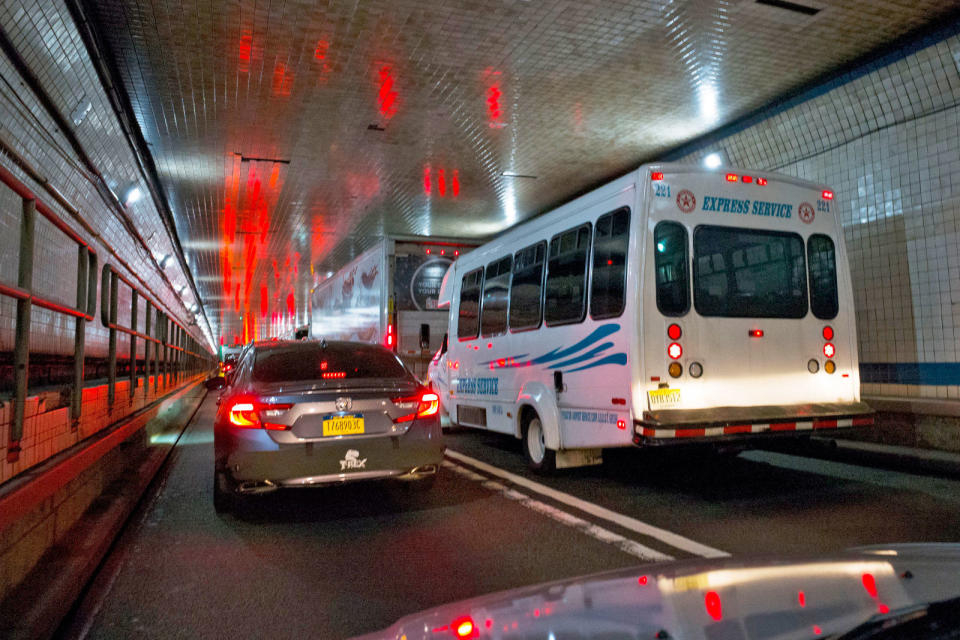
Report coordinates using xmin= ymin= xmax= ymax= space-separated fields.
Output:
xmin=227 ymin=400 xmax=293 ymax=430
xmin=392 ymin=391 xmax=440 ymax=423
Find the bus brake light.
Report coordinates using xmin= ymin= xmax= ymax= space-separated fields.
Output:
xmin=651 ymin=172 xmax=664 ymax=181
xmin=757 ymin=177 xmax=768 ymax=186
xmin=822 ymin=190 xmax=834 ymax=200
xmin=823 ymin=343 xmax=835 ymax=358
xmin=667 ymin=343 xmax=682 ymax=359
xmin=725 ymin=173 xmax=738 ymax=182
xmin=749 ymin=329 xmax=764 ymax=338
xmin=823 ymin=326 xmax=834 ymax=340
xmin=667 ymin=324 xmax=682 ymax=340
xmin=742 ymin=175 xmax=753 ymax=183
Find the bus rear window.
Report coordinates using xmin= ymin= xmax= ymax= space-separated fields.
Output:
xmin=693 ymin=226 xmax=808 ymax=319
xmin=808 ymin=234 xmax=839 ymax=319
xmin=654 ymin=222 xmax=689 ymax=316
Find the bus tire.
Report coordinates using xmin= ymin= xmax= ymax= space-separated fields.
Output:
xmin=523 ymin=413 xmax=556 ymax=474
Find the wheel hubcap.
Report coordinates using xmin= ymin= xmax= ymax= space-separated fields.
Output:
xmin=527 ymin=419 xmax=545 ymax=464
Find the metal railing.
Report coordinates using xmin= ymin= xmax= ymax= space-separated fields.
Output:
xmin=99 ymin=264 xmax=208 ymax=406
xmin=0 ymin=164 xmax=212 ymax=463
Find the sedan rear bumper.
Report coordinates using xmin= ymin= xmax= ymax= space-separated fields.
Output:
xmin=217 ymin=419 xmax=443 ymax=488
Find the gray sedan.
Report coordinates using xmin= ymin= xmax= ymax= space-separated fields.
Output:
xmin=212 ymin=340 xmax=442 ymax=512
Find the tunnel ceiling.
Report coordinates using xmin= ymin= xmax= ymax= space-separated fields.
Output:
xmin=81 ymin=0 xmax=953 ymax=344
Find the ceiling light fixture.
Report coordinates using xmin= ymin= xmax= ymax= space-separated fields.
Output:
xmin=158 ymin=254 xmax=172 ymax=269
xmin=120 ymin=182 xmax=143 ymax=206
xmin=501 ymin=171 xmax=537 ymax=179
xmin=703 ymin=153 xmax=723 ymax=169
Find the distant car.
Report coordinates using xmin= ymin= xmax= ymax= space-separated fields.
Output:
xmin=213 ymin=340 xmax=442 ymax=513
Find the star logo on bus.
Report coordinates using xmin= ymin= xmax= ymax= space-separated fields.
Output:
xmin=676 ymin=190 xmax=696 ymax=213
xmin=799 ymin=202 xmax=815 ymax=224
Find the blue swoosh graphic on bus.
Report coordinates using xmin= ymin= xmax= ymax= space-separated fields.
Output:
xmin=529 ymin=324 xmax=620 ymax=365
xmin=479 ymin=354 xmax=528 ymax=366
xmin=475 ymin=323 xmax=626 ymax=372
xmin=565 ymin=353 xmax=628 ymax=372
xmin=548 ymin=342 xmax=614 ymax=370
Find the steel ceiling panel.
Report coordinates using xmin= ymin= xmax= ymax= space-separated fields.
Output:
xmin=81 ymin=0 xmax=956 ymax=342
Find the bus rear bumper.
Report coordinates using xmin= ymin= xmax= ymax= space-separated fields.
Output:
xmin=634 ymin=402 xmax=874 ymax=447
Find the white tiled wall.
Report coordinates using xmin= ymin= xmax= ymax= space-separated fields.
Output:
xmin=0 ymin=0 xmax=207 ymax=358
xmin=677 ymin=33 xmax=960 ymax=400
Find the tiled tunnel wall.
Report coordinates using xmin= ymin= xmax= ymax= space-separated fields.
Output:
xmin=0 ymin=0 xmax=208 ymax=360
xmin=675 ymin=29 xmax=960 ymax=401
xmin=0 ymin=1 xmax=212 ymax=485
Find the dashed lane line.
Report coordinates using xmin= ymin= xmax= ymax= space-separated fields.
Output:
xmin=442 ymin=460 xmax=672 ymax=561
xmin=444 ymin=449 xmax=730 ymax=559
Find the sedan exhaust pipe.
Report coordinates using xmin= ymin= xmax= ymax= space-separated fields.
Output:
xmin=237 ymin=479 xmax=278 ymax=495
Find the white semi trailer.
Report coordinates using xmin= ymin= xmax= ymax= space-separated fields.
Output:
xmin=310 ymin=237 xmax=479 ymax=379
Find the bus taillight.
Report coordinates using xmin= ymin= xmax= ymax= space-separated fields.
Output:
xmin=823 ymin=343 xmax=835 ymax=358
xmin=667 ymin=343 xmax=682 ymax=359
xmin=822 ymin=190 xmax=834 ymax=200
xmin=725 ymin=173 xmax=738 ymax=182
xmin=742 ymin=175 xmax=753 ymax=183
xmin=667 ymin=324 xmax=682 ymax=340
xmin=757 ymin=177 xmax=768 ymax=186
xmin=651 ymin=171 xmax=664 ymax=181
xmin=823 ymin=326 xmax=834 ymax=340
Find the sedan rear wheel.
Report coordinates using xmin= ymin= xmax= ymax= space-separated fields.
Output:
xmin=213 ymin=470 xmax=235 ymax=514
xmin=523 ymin=414 xmax=556 ymax=474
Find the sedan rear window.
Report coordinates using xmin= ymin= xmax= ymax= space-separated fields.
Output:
xmin=252 ymin=342 xmax=409 ymax=383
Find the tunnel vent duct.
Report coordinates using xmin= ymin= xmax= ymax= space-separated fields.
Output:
xmin=755 ymin=0 xmax=821 ymax=16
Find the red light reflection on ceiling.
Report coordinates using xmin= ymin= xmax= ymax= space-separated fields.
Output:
xmin=273 ymin=62 xmax=294 ymax=97
xmin=437 ymin=169 xmax=447 ymax=196
xmin=314 ymin=40 xmax=329 ymax=60
xmin=286 ymin=292 xmax=296 ymax=318
xmin=239 ymin=32 xmax=252 ymax=73
xmin=260 ymin=285 xmax=268 ymax=317
xmin=377 ymin=66 xmax=398 ymax=119
xmin=484 ymin=68 xmax=505 ymax=128
xmin=423 ymin=165 xmax=460 ymax=198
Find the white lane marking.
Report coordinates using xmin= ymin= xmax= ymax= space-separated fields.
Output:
xmin=445 ymin=449 xmax=730 ymax=559
xmin=444 ymin=461 xmax=672 ymax=561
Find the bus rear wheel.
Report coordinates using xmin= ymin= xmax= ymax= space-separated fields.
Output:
xmin=523 ymin=413 xmax=556 ymax=474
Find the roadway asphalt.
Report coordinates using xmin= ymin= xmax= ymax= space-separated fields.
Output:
xmin=61 ymin=396 xmax=960 ymax=639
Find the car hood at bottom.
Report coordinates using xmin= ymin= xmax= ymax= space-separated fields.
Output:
xmin=351 ymin=543 xmax=960 ymax=640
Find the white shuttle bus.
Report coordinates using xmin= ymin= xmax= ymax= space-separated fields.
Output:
xmin=432 ymin=163 xmax=873 ymax=472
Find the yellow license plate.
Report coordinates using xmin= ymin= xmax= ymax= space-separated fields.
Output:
xmin=647 ymin=388 xmax=681 ymax=410
xmin=322 ymin=415 xmax=365 ymax=436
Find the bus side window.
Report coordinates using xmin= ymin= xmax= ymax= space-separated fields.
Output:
xmin=808 ymin=234 xmax=839 ymax=319
xmin=591 ymin=207 xmax=630 ymax=319
xmin=545 ymin=224 xmax=591 ymax=326
xmin=654 ymin=221 xmax=690 ymax=316
xmin=458 ymin=268 xmax=483 ymax=340
xmin=509 ymin=241 xmax=546 ymax=331
xmin=481 ymin=255 xmax=512 ymax=336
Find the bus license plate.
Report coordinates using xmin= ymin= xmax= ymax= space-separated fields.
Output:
xmin=647 ymin=389 xmax=681 ymax=410
xmin=322 ymin=414 xmax=364 ymax=436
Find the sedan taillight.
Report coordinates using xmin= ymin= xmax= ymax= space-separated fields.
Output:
xmin=392 ymin=391 xmax=440 ymax=423
xmin=227 ymin=399 xmax=293 ymax=430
